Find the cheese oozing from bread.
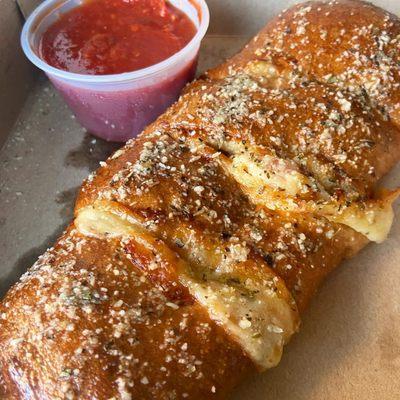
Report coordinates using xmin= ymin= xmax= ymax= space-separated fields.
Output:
xmin=75 ymin=202 xmax=299 ymax=370
xmin=218 ymin=149 xmax=397 ymax=243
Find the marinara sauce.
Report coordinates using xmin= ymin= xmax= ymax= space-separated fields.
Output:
xmin=40 ymin=0 xmax=197 ymax=75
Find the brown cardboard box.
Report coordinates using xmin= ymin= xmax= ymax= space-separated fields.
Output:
xmin=0 ymin=0 xmax=35 ymax=148
xmin=0 ymin=1 xmax=399 ymax=398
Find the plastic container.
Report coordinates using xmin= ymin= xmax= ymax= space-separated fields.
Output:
xmin=21 ymin=0 xmax=209 ymax=142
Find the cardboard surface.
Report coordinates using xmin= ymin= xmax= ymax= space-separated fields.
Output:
xmin=0 ymin=0 xmax=400 ymax=399
xmin=0 ymin=0 xmax=35 ymax=148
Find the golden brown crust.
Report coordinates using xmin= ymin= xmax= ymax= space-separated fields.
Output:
xmin=0 ymin=227 xmax=253 ymax=399
xmin=1 ymin=1 xmax=400 ymax=398
xmin=76 ymin=130 xmax=367 ymax=312
xmin=208 ymin=0 xmax=400 ymax=125
xmin=162 ymin=77 xmax=400 ymax=200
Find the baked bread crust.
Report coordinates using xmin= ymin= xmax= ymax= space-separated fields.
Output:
xmin=1 ymin=1 xmax=400 ymax=399
xmin=0 ymin=228 xmax=253 ymax=399
xmin=208 ymin=0 xmax=400 ymax=125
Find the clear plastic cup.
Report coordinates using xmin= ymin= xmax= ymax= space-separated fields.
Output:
xmin=21 ymin=0 xmax=209 ymax=142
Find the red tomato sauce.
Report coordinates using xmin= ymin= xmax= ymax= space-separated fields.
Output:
xmin=40 ymin=0 xmax=197 ymax=75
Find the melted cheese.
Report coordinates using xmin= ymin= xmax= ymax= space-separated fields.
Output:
xmin=75 ymin=202 xmax=299 ymax=370
xmin=244 ymin=60 xmax=295 ymax=89
xmin=75 ymin=204 xmax=144 ymax=239
xmin=318 ymin=195 xmax=397 ymax=243
xmin=225 ymin=151 xmax=320 ymax=208
xmin=181 ymin=276 xmax=298 ymax=370
xmin=220 ymin=151 xmax=397 ymax=242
